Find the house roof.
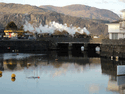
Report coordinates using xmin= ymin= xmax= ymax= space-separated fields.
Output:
xmin=112 ymin=20 xmax=121 ymax=23
xmin=109 ymin=32 xmax=125 ymax=34
xmin=105 ymin=20 xmax=120 ymax=25
xmin=105 ymin=20 xmax=125 ymax=25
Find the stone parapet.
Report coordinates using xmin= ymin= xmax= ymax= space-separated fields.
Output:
xmin=101 ymin=39 xmax=125 ymax=59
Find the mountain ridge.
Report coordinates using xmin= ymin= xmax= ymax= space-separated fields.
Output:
xmin=40 ymin=4 xmax=120 ymax=22
xmin=0 ymin=2 xmax=50 ymax=14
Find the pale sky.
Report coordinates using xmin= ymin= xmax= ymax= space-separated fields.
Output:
xmin=0 ymin=0 xmax=125 ymax=15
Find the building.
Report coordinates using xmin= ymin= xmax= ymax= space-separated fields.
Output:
xmin=106 ymin=9 xmax=125 ymax=39
xmin=4 ymin=30 xmax=24 ymax=39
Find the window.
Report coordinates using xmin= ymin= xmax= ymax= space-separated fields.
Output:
xmin=112 ymin=33 xmax=118 ymax=39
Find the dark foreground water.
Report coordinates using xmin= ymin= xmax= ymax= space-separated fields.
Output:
xmin=0 ymin=51 xmax=123 ymax=94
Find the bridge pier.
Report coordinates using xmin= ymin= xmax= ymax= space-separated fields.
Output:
xmin=68 ymin=43 xmax=72 ymax=51
xmin=84 ymin=43 xmax=88 ymax=51
xmin=0 ymin=55 xmax=4 ymax=71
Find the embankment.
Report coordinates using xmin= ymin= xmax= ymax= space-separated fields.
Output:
xmin=101 ymin=39 xmax=125 ymax=59
xmin=0 ymin=40 xmax=49 ymax=53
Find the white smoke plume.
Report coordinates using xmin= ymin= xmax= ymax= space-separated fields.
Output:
xmin=23 ymin=21 xmax=90 ymax=36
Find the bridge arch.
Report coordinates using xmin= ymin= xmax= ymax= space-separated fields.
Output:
xmin=87 ymin=43 xmax=101 ymax=52
xmin=56 ymin=42 xmax=101 ymax=52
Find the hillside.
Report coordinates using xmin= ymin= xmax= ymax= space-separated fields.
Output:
xmin=0 ymin=3 xmax=108 ymax=35
xmin=0 ymin=3 xmax=50 ymax=14
xmin=40 ymin=4 xmax=119 ymax=22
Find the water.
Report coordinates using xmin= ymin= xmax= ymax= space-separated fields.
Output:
xmin=0 ymin=51 xmax=122 ymax=94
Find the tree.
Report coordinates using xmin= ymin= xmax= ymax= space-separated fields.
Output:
xmin=5 ymin=21 xmax=17 ymax=30
xmin=20 ymin=25 xmax=24 ymax=30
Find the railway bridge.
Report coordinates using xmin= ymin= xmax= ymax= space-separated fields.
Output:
xmin=56 ymin=41 xmax=101 ymax=51
xmin=40 ymin=37 xmax=102 ymax=51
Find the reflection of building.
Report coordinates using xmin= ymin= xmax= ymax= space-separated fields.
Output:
xmin=101 ymin=58 xmax=117 ymax=76
xmin=117 ymin=76 xmax=125 ymax=94
xmin=106 ymin=69 xmax=125 ymax=93
xmin=101 ymin=58 xmax=118 ymax=92
xmin=101 ymin=58 xmax=125 ymax=93
xmin=107 ymin=75 xmax=125 ymax=94
xmin=107 ymin=76 xmax=119 ymax=92
xmin=106 ymin=9 xmax=125 ymax=39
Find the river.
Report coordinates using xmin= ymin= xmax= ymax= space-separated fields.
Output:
xmin=0 ymin=50 xmax=123 ymax=94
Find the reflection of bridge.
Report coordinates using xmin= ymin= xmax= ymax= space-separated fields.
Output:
xmin=0 ymin=51 xmax=101 ymax=71
xmin=56 ymin=51 xmax=100 ymax=60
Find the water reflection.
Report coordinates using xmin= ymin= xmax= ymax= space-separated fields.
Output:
xmin=6 ymin=60 xmax=17 ymax=70
xmin=101 ymin=58 xmax=117 ymax=77
xmin=89 ymin=84 xmax=100 ymax=94
xmin=101 ymin=58 xmax=117 ymax=92
xmin=0 ymin=51 xmax=124 ymax=94
xmin=0 ymin=51 xmax=101 ymax=78
xmin=101 ymin=58 xmax=125 ymax=94
xmin=117 ymin=76 xmax=125 ymax=94
xmin=11 ymin=77 xmax=16 ymax=82
xmin=117 ymin=76 xmax=125 ymax=86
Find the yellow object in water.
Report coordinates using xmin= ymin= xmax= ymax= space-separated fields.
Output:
xmin=0 ymin=71 xmax=2 ymax=74
xmin=0 ymin=74 xmax=2 ymax=77
xmin=11 ymin=74 xmax=16 ymax=78
xmin=11 ymin=78 xmax=16 ymax=82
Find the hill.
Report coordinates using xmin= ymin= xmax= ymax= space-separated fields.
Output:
xmin=0 ymin=3 xmax=50 ymax=14
xmin=40 ymin=4 xmax=119 ymax=22
xmin=0 ymin=3 xmax=109 ymax=35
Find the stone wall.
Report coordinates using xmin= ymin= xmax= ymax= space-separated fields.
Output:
xmin=38 ymin=37 xmax=90 ymax=43
xmin=101 ymin=39 xmax=125 ymax=59
xmin=0 ymin=40 xmax=49 ymax=53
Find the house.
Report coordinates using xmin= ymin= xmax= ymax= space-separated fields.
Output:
xmin=4 ymin=30 xmax=24 ymax=39
xmin=106 ymin=9 xmax=125 ymax=39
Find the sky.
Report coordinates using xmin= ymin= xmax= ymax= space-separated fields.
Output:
xmin=0 ymin=0 xmax=125 ymax=15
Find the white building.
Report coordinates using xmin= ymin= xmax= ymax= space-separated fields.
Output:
xmin=106 ymin=9 xmax=125 ymax=39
